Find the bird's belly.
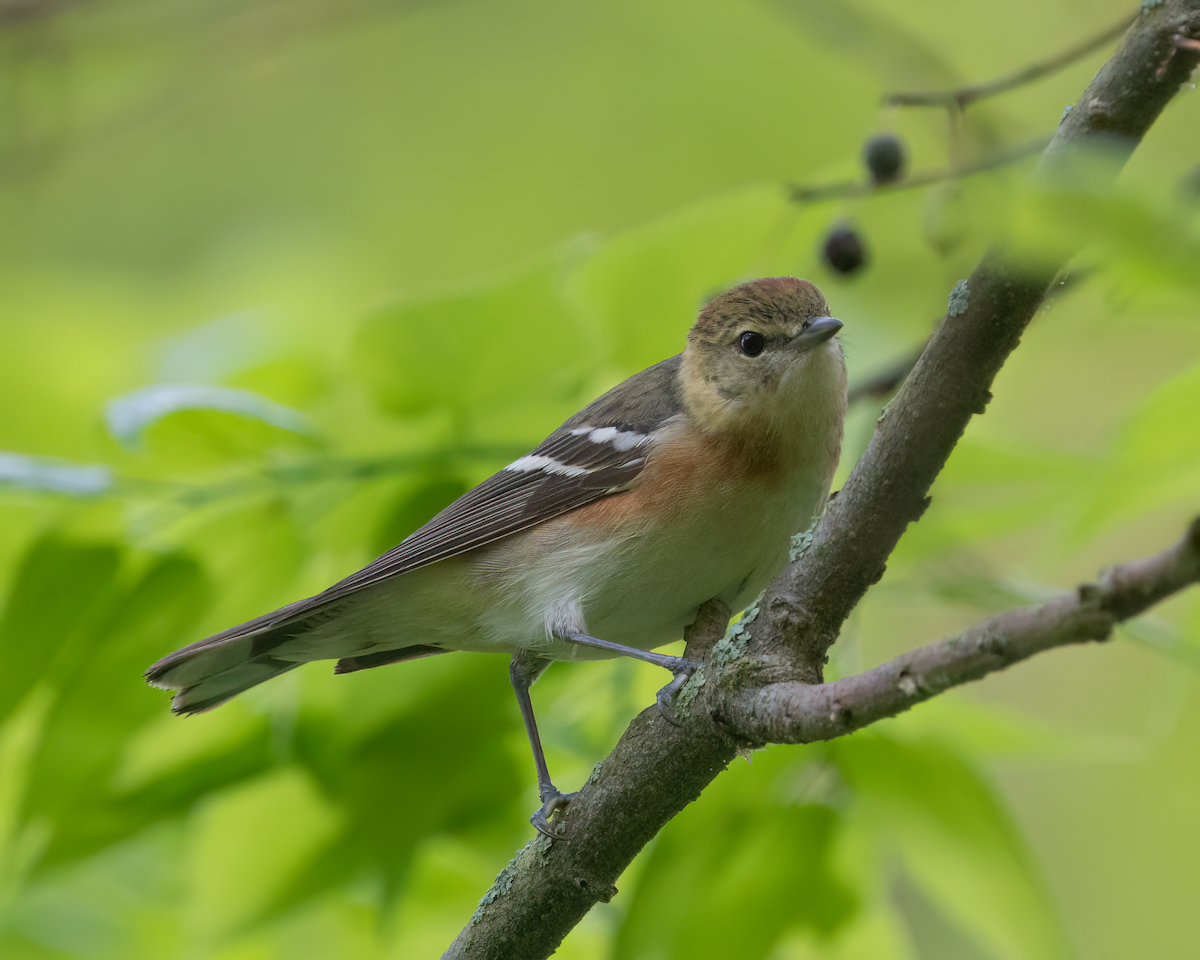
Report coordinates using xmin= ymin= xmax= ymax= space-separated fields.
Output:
xmin=577 ymin=510 xmax=796 ymax=654
xmin=476 ymin=468 xmax=828 ymax=660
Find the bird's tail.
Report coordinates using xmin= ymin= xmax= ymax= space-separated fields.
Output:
xmin=145 ymin=599 xmax=325 ymax=714
xmin=146 ymin=597 xmax=451 ymax=714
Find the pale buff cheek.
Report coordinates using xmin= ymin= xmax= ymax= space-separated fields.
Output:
xmin=679 ymin=353 xmax=746 ymax=434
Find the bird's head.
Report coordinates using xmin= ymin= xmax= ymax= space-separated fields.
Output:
xmin=680 ymin=276 xmax=846 ymax=436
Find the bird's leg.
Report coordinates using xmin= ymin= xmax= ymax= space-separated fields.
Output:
xmin=510 ymin=653 xmax=574 ymax=839
xmin=562 ymin=631 xmax=702 ymax=726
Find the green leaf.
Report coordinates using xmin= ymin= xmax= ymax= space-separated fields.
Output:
xmin=773 ymin=899 xmax=917 ymax=960
xmin=279 ymin=656 xmax=523 ymax=914
xmin=112 ymin=703 xmax=269 ymax=797
xmin=616 ymin=747 xmax=858 ymax=960
xmin=353 ymin=252 xmax=594 ymax=443
xmin=19 ymin=553 xmax=213 ymax=866
xmin=1071 ymin=359 xmax=1200 ymax=535
xmin=185 ymin=766 xmax=343 ymax=940
xmin=1007 ymin=156 xmax=1200 ymax=293
xmin=891 ymin=438 xmax=1090 ymax=563
xmin=834 ymin=730 xmax=1071 ymax=960
xmin=0 ymin=536 xmax=122 ymax=722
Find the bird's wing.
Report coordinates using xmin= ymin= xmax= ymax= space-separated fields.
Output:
xmin=320 ymin=429 xmax=644 ymax=594
xmin=317 ymin=353 xmax=685 ymax=598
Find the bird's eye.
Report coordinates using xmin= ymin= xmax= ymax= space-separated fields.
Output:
xmin=738 ymin=331 xmax=765 ymax=357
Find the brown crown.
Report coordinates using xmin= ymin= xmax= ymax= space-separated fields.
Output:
xmin=690 ymin=277 xmax=830 ymax=345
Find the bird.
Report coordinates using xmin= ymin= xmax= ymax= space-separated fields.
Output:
xmin=146 ymin=276 xmax=847 ymax=836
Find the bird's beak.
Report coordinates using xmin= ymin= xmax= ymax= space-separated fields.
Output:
xmin=792 ymin=317 xmax=843 ymax=348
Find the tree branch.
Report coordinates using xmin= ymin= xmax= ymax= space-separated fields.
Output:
xmin=724 ymin=519 xmax=1200 ymax=743
xmin=446 ymin=5 xmax=1200 ymax=956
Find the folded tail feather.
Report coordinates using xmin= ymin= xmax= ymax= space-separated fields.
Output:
xmin=164 ymin=656 xmax=302 ymax=714
xmin=150 ymin=594 xmax=346 ymax=708
xmin=147 ymin=599 xmax=450 ymax=714
xmin=146 ymin=608 xmax=322 ymax=714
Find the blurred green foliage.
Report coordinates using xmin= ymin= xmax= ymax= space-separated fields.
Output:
xmin=1 ymin=1 xmax=1198 ymax=958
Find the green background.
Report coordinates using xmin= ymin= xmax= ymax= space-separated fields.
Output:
xmin=1 ymin=1 xmax=1199 ymax=957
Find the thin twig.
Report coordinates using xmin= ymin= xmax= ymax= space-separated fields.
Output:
xmin=789 ymin=136 xmax=1047 ymax=203
xmin=886 ymin=11 xmax=1137 ymax=109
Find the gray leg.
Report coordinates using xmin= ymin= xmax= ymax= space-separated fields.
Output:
xmin=562 ymin=632 xmax=701 ymax=726
xmin=510 ymin=653 xmax=574 ymax=839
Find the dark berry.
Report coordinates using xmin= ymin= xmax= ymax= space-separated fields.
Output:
xmin=822 ymin=224 xmax=867 ymax=275
xmin=864 ymin=133 xmax=906 ymax=185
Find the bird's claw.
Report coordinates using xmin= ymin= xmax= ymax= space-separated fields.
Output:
xmin=655 ymin=657 xmax=702 ymax=727
xmin=530 ymin=789 xmax=576 ymax=840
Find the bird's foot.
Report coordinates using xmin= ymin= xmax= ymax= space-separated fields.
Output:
xmin=655 ymin=657 xmax=703 ymax=727
xmin=530 ymin=788 xmax=577 ymax=840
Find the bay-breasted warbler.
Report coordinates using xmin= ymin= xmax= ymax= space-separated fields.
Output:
xmin=147 ymin=275 xmax=847 ymax=836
